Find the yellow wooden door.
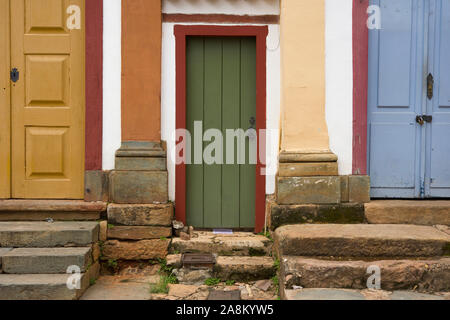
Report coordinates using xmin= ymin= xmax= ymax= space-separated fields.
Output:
xmin=0 ymin=0 xmax=11 ymax=198
xmin=10 ymin=0 xmax=85 ymax=199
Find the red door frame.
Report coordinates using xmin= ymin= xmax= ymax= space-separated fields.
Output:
xmin=174 ymin=25 xmax=268 ymax=233
xmin=352 ymin=0 xmax=369 ymax=175
xmin=85 ymin=0 xmax=103 ymax=171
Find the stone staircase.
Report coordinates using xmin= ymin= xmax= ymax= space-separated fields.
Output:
xmin=0 ymin=200 xmax=105 ymax=300
xmin=168 ymin=231 xmax=276 ymax=283
xmin=274 ymin=223 xmax=450 ymax=300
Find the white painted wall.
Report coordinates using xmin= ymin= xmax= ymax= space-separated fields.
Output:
xmin=325 ymin=0 xmax=354 ymax=175
xmin=102 ymin=0 xmax=122 ymax=170
xmin=163 ymin=0 xmax=280 ymax=15
xmin=161 ymin=0 xmax=281 ymax=200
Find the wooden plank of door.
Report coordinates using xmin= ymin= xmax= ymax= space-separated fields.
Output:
xmin=0 ymin=0 xmax=10 ymax=198
xmin=203 ymin=38 xmax=223 ymax=228
xmin=186 ymin=37 xmax=205 ymax=227
xmin=221 ymin=38 xmax=241 ymax=228
xmin=239 ymin=37 xmax=256 ymax=228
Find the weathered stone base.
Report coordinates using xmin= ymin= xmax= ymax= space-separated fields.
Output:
xmin=107 ymin=226 xmax=172 ymax=240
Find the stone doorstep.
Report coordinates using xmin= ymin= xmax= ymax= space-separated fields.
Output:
xmin=0 ymin=221 xmax=99 ymax=248
xmin=2 ymin=247 xmax=92 ymax=274
xmin=274 ymin=224 xmax=450 ymax=258
xmin=280 ymin=256 xmax=450 ymax=294
xmin=167 ymin=255 xmax=276 ymax=282
xmin=0 ymin=248 xmax=12 ymax=272
xmin=0 ymin=262 xmax=100 ymax=300
xmin=171 ymin=232 xmax=272 ymax=256
xmin=107 ymin=203 xmax=173 ymax=227
xmin=283 ymin=288 xmax=447 ymax=301
xmin=278 ymin=162 xmax=338 ymax=177
xmin=365 ymin=200 xmax=450 ymax=226
xmin=0 ymin=200 xmax=107 ymax=212
xmin=213 ymin=256 xmax=276 ymax=282
xmin=0 ymin=200 xmax=106 ymax=221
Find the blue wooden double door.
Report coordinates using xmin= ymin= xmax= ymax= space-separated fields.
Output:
xmin=368 ymin=0 xmax=450 ymax=198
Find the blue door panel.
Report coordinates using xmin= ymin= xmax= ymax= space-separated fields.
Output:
xmin=369 ymin=123 xmax=416 ymax=188
xmin=438 ymin=1 xmax=450 ymax=108
xmin=430 ymin=124 xmax=450 ymax=188
xmin=378 ymin=0 xmax=412 ymax=107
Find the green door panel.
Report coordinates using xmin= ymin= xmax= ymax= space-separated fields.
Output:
xmin=186 ymin=36 xmax=256 ymax=229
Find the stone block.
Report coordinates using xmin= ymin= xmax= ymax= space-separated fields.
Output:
xmin=109 ymin=170 xmax=168 ymax=204
xmin=278 ymin=162 xmax=338 ymax=177
xmin=85 ymin=170 xmax=109 ymax=202
xmin=348 ymin=175 xmax=370 ymax=203
xmin=91 ymin=243 xmax=101 ymax=262
xmin=107 ymin=203 xmax=173 ymax=226
xmin=340 ymin=175 xmax=349 ymax=203
xmin=99 ymin=221 xmax=107 ymax=241
xmin=101 ymin=239 xmax=170 ymax=260
xmin=213 ymin=256 xmax=276 ymax=282
xmin=270 ymin=203 xmax=365 ymax=230
xmin=115 ymin=157 xmax=166 ymax=171
xmin=279 ymin=152 xmax=338 ymax=163
xmin=276 ymin=176 xmax=341 ymax=205
xmin=107 ymin=226 xmax=172 ymax=240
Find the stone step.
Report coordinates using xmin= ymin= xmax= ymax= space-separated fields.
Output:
xmin=280 ymin=256 xmax=450 ymax=294
xmin=0 ymin=221 xmax=99 ymax=248
xmin=213 ymin=256 xmax=276 ymax=282
xmin=274 ymin=224 xmax=450 ymax=258
xmin=365 ymin=200 xmax=450 ymax=226
xmin=283 ymin=288 xmax=448 ymax=301
xmin=171 ymin=232 xmax=272 ymax=256
xmin=0 ymin=200 xmax=106 ymax=221
xmin=0 ymin=273 xmax=92 ymax=300
xmin=2 ymin=247 xmax=92 ymax=274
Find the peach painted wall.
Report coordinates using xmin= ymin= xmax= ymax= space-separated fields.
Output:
xmin=121 ymin=0 xmax=162 ymax=142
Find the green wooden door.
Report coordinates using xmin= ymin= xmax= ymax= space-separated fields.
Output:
xmin=186 ymin=36 xmax=256 ymax=229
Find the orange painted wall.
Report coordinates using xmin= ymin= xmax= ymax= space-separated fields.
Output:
xmin=122 ymin=0 xmax=162 ymax=141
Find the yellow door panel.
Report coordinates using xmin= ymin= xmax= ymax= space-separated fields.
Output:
xmin=0 ymin=0 xmax=11 ymax=198
xmin=11 ymin=0 xmax=85 ymax=199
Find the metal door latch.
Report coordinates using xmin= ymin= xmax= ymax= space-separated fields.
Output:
xmin=416 ymin=115 xmax=433 ymax=125
xmin=10 ymin=68 xmax=19 ymax=82
xmin=427 ymin=73 xmax=434 ymax=100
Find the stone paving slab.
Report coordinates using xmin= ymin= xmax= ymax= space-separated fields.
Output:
xmin=81 ymin=275 xmax=158 ymax=300
xmin=274 ymin=224 xmax=450 ymax=257
xmin=214 ymin=256 xmax=276 ymax=281
xmin=280 ymin=256 xmax=450 ymax=292
xmin=285 ymin=288 xmax=447 ymax=301
xmin=0 ymin=248 xmax=12 ymax=272
xmin=2 ymin=247 xmax=92 ymax=274
xmin=0 ymin=222 xmax=99 ymax=248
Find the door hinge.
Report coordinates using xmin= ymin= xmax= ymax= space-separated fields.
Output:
xmin=427 ymin=73 xmax=434 ymax=100
xmin=10 ymin=68 xmax=19 ymax=83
